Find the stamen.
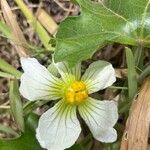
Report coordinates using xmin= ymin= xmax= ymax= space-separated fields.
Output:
xmin=65 ymin=81 xmax=88 ymax=104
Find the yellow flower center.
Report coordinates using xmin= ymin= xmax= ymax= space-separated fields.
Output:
xmin=65 ymin=81 xmax=88 ymax=104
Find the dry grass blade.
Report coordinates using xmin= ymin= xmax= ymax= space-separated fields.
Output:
xmin=0 ymin=11 xmax=5 ymax=22
xmin=1 ymin=0 xmax=28 ymax=57
xmin=36 ymin=9 xmax=58 ymax=35
xmin=120 ymin=77 xmax=150 ymax=150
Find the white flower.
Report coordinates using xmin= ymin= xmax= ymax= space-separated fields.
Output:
xmin=19 ymin=57 xmax=118 ymax=150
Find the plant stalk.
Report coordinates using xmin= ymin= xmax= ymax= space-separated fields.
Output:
xmin=14 ymin=0 xmax=54 ymax=51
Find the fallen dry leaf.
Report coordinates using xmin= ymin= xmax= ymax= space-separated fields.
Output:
xmin=120 ymin=77 xmax=150 ymax=150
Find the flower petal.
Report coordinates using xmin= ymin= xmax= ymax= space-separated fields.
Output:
xmin=81 ymin=61 xmax=116 ymax=94
xmin=78 ymin=97 xmax=118 ymax=143
xmin=19 ymin=57 xmax=64 ymax=101
xmin=53 ymin=60 xmax=81 ymax=81
xmin=36 ymin=100 xmax=81 ymax=150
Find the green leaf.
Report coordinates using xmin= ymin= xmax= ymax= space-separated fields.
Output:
xmin=0 ymin=21 xmax=11 ymax=38
xmin=125 ymin=47 xmax=138 ymax=100
xmin=134 ymin=44 xmax=144 ymax=70
xmin=138 ymin=66 xmax=150 ymax=84
xmin=0 ymin=114 xmax=44 ymax=150
xmin=68 ymin=134 xmax=93 ymax=150
xmin=0 ymin=71 xmax=15 ymax=78
xmin=9 ymin=79 xmax=24 ymax=131
xmin=0 ymin=58 xmax=22 ymax=79
xmin=0 ymin=124 xmax=19 ymax=137
xmin=55 ymin=0 xmax=150 ymax=66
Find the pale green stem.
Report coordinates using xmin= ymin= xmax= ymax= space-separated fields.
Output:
xmin=14 ymin=0 xmax=53 ymax=51
xmin=109 ymin=86 xmax=128 ymax=90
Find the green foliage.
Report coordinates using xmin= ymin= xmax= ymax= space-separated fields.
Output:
xmin=9 ymin=79 xmax=24 ymax=131
xmin=68 ymin=144 xmax=83 ymax=150
xmin=0 ymin=21 xmax=11 ymax=38
xmin=23 ymin=100 xmax=50 ymax=116
xmin=0 ymin=58 xmax=22 ymax=79
xmin=67 ymin=134 xmax=93 ymax=150
xmin=14 ymin=0 xmax=53 ymax=51
xmin=138 ymin=66 xmax=150 ymax=83
xmin=0 ymin=71 xmax=16 ymax=79
xmin=0 ymin=114 xmax=44 ymax=150
xmin=125 ymin=47 xmax=138 ymax=100
xmin=55 ymin=0 xmax=150 ymax=66
xmin=0 ymin=124 xmax=19 ymax=137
